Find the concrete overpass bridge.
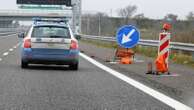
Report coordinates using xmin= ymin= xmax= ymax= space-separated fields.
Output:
xmin=0 ymin=8 xmax=80 ymax=33
xmin=0 ymin=9 xmax=72 ymax=21
xmin=0 ymin=0 xmax=81 ymax=33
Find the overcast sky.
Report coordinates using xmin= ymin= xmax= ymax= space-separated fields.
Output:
xmin=1 ymin=0 xmax=194 ymax=19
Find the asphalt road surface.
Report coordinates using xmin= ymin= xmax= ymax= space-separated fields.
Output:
xmin=0 ymin=34 xmax=187 ymax=110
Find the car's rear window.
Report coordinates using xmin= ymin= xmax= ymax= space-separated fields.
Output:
xmin=31 ymin=26 xmax=70 ymax=38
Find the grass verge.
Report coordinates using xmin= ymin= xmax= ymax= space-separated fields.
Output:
xmin=81 ymin=39 xmax=194 ymax=68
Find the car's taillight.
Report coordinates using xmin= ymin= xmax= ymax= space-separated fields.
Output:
xmin=70 ymin=40 xmax=78 ymax=49
xmin=24 ymin=39 xmax=31 ymax=48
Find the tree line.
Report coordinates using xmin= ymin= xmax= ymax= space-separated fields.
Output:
xmin=81 ymin=5 xmax=194 ymax=43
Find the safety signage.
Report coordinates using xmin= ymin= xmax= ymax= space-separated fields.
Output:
xmin=116 ymin=25 xmax=140 ymax=48
xmin=159 ymin=32 xmax=171 ymax=68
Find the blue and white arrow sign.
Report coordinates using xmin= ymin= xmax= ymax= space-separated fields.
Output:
xmin=116 ymin=25 xmax=140 ymax=48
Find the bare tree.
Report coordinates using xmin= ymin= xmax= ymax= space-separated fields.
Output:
xmin=186 ymin=12 xmax=194 ymax=21
xmin=96 ymin=13 xmax=107 ymax=36
xmin=95 ymin=12 xmax=108 ymax=18
xmin=164 ymin=14 xmax=178 ymax=23
xmin=81 ymin=12 xmax=111 ymax=36
xmin=134 ymin=13 xmax=145 ymax=19
xmin=117 ymin=5 xmax=137 ymax=18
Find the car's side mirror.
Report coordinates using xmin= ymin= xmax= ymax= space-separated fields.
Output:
xmin=18 ymin=33 xmax=25 ymax=38
xmin=75 ymin=34 xmax=81 ymax=40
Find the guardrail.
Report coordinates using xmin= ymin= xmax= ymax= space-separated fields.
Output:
xmin=0 ymin=32 xmax=17 ymax=35
xmin=81 ymin=34 xmax=194 ymax=52
xmin=0 ymin=28 xmax=25 ymax=38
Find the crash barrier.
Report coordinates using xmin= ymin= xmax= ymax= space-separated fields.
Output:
xmin=80 ymin=35 xmax=194 ymax=53
xmin=0 ymin=28 xmax=26 ymax=36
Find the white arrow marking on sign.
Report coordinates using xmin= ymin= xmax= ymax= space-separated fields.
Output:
xmin=121 ymin=29 xmax=136 ymax=44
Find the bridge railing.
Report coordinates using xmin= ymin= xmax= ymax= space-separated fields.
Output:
xmin=0 ymin=9 xmax=72 ymax=17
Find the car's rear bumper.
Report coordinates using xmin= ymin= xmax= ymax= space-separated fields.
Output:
xmin=21 ymin=48 xmax=79 ymax=65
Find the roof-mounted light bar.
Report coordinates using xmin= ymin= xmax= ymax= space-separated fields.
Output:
xmin=33 ymin=17 xmax=70 ymax=25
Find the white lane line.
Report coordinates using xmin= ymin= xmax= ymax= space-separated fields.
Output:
xmin=3 ymin=52 xmax=9 ymax=56
xmin=0 ymin=58 xmax=2 ymax=61
xmin=80 ymin=53 xmax=192 ymax=110
xmin=9 ymin=48 xmax=14 ymax=52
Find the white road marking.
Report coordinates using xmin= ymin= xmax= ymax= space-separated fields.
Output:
xmin=13 ymin=46 xmax=17 ymax=49
xmin=9 ymin=48 xmax=14 ymax=52
xmin=109 ymin=61 xmax=118 ymax=64
xmin=3 ymin=52 xmax=9 ymax=56
xmin=158 ymin=74 xmax=180 ymax=77
xmin=80 ymin=53 xmax=192 ymax=110
xmin=0 ymin=58 xmax=2 ymax=61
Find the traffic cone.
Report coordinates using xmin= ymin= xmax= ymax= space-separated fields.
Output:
xmin=155 ymin=55 xmax=168 ymax=73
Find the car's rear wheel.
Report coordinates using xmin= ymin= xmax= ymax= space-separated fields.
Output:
xmin=21 ymin=60 xmax=28 ymax=68
xmin=69 ymin=63 xmax=79 ymax=70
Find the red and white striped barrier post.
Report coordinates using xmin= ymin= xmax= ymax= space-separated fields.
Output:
xmin=158 ymin=32 xmax=171 ymax=69
xmin=155 ymin=23 xmax=171 ymax=75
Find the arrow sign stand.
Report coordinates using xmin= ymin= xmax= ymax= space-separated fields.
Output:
xmin=112 ymin=25 xmax=140 ymax=64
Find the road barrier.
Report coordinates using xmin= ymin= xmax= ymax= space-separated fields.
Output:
xmin=81 ymin=34 xmax=194 ymax=52
xmin=0 ymin=32 xmax=18 ymax=36
xmin=159 ymin=32 xmax=170 ymax=71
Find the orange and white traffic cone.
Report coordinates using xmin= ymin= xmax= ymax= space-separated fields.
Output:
xmin=155 ymin=55 xmax=168 ymax=74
